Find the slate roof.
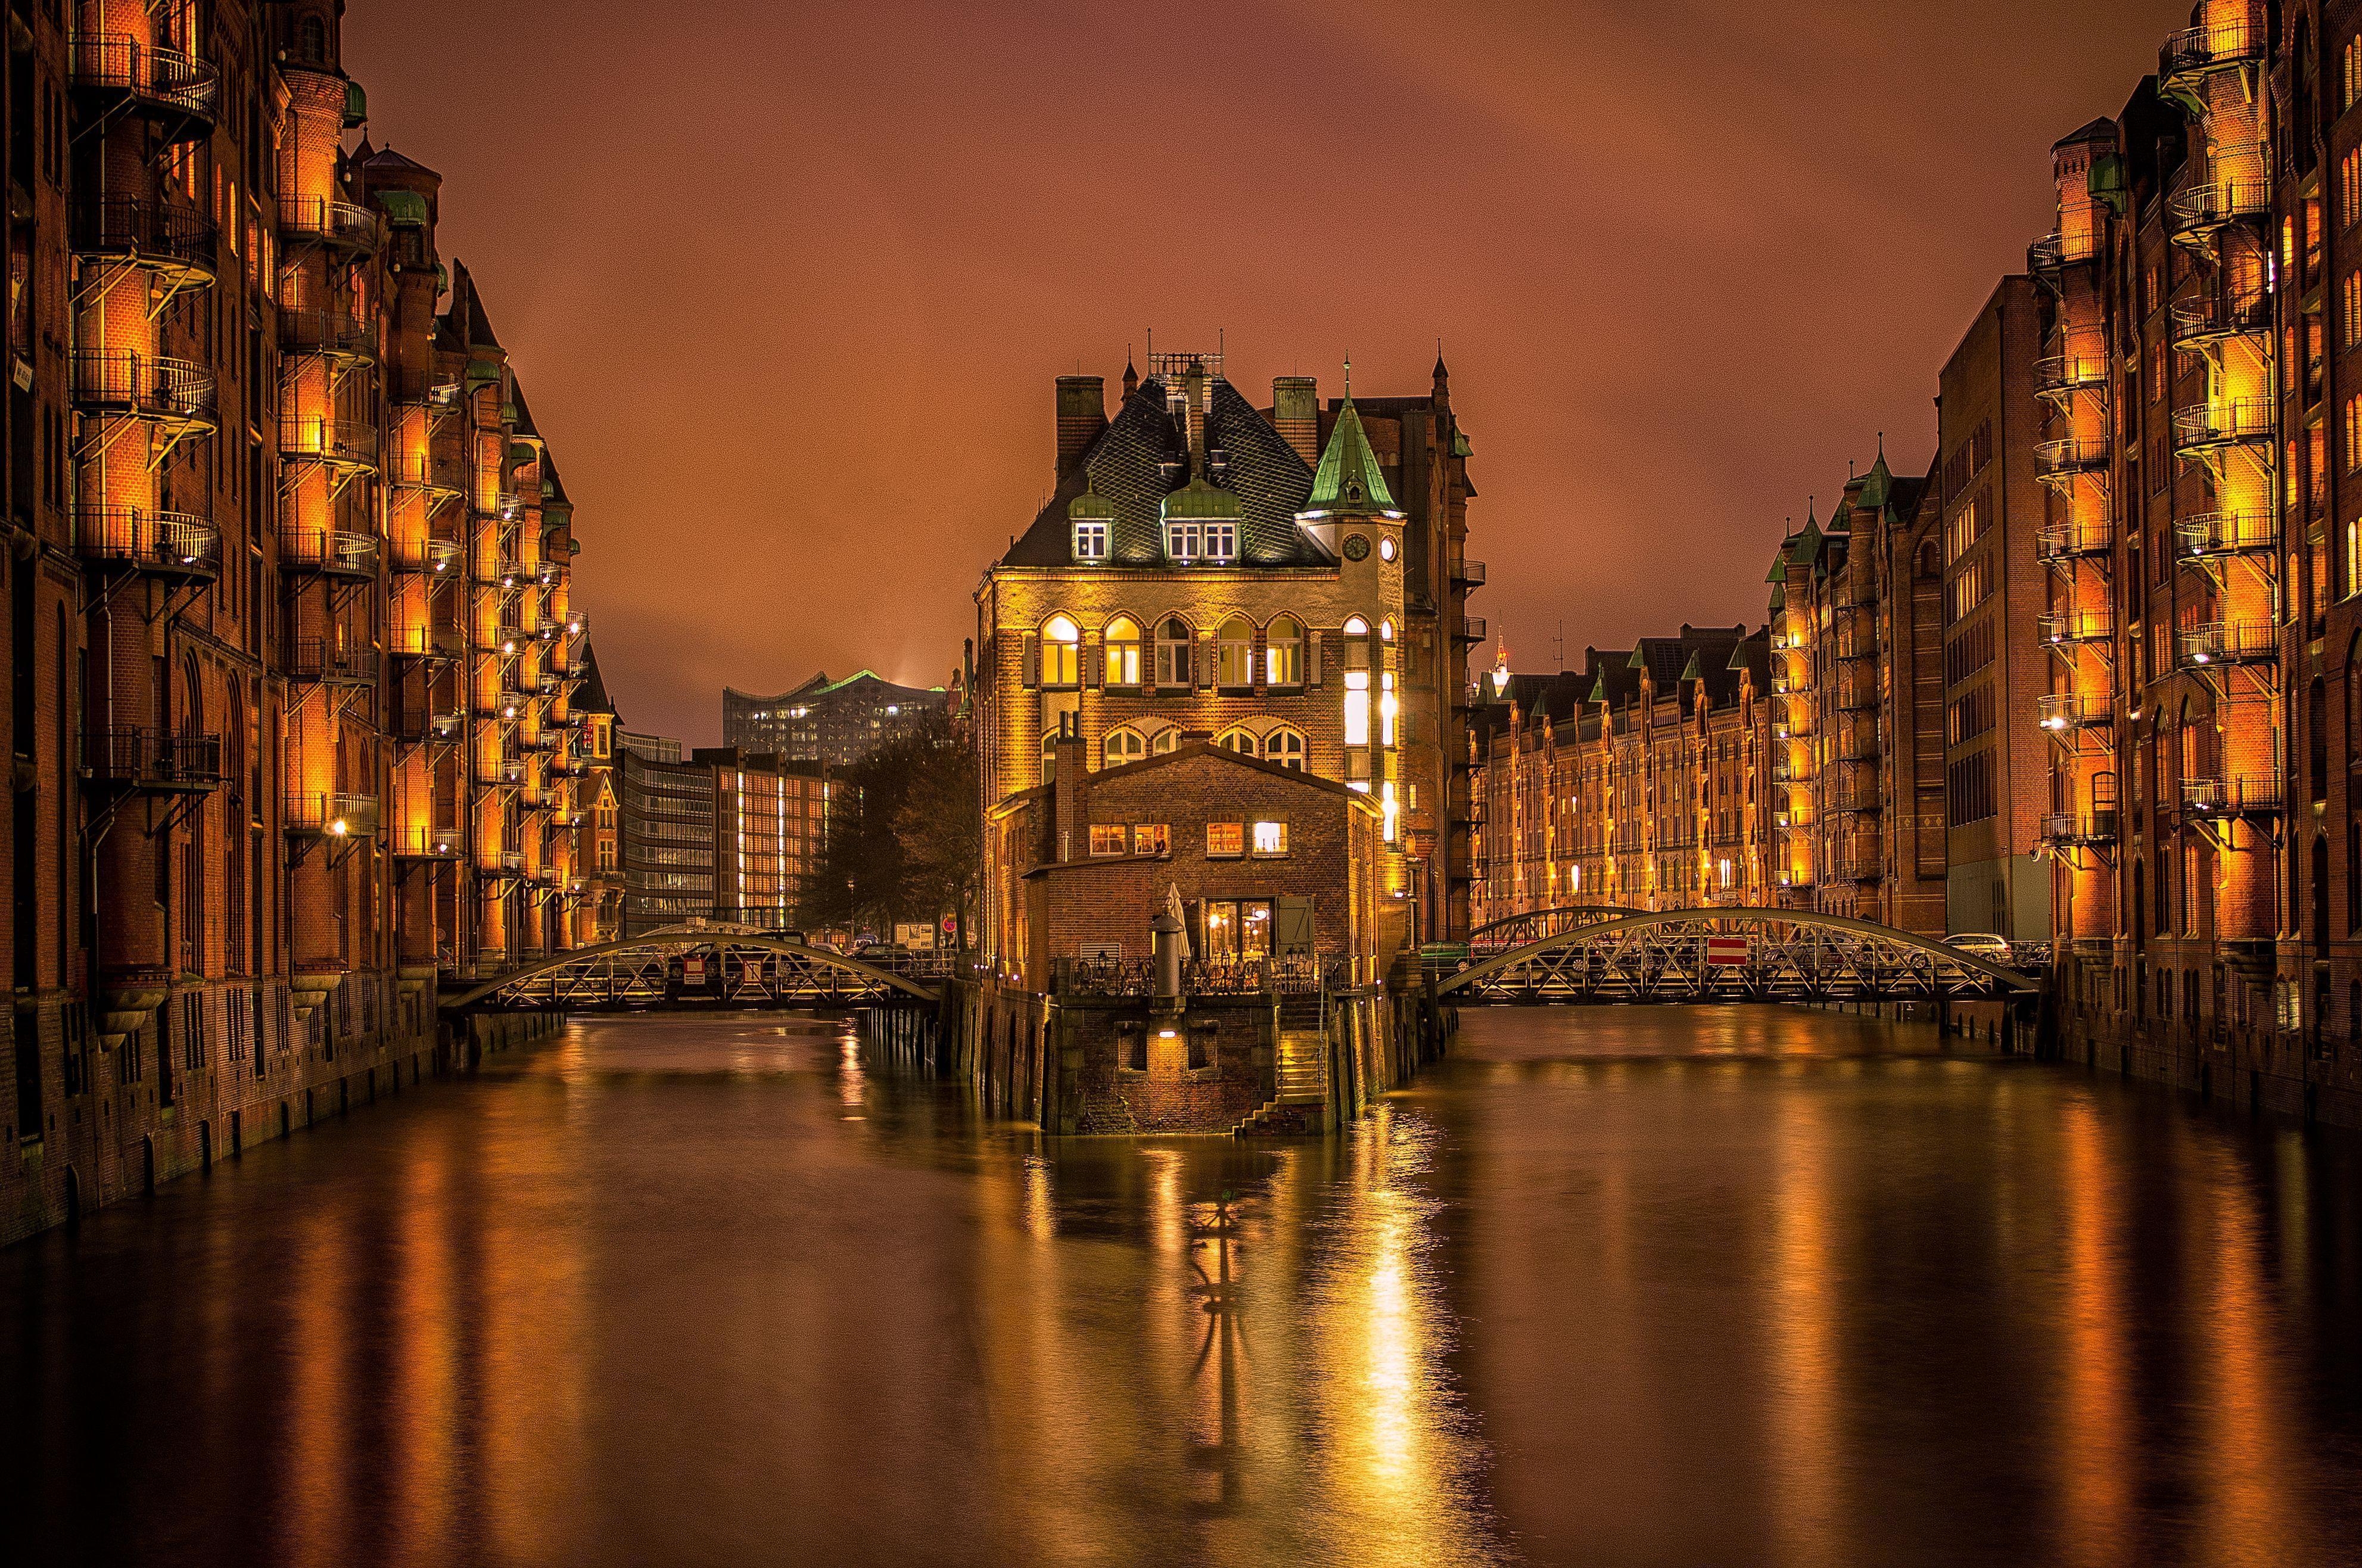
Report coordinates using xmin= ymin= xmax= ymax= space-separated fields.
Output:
xmin=1003 ymin=375 xmax=1324 ymax=568
xmin=574 ymin=642 xmax=617 ymax=719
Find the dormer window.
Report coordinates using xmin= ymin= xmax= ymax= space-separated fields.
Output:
xmin=1073 ymin=520 xmax=1107 ymax=561
xmin=1167 ymin=520 xmax=1236 ymax=562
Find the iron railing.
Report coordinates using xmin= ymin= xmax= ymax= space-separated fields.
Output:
xmin=71 ymin=197 xmax=217 ymax=272
xmin=2176 ymin=621 xmax=2278 ymax=670
xmin=2038 ymin=515 xmax=2114 ymax=560
xmin=279 ymin=415 xmax=379 ymax=468
xmin=388 ymin=536 xmax=463 ymax=575
xmin=83 ymin=729 xmax=223 ymax=790
xmin=2176 ymin=511 xmax=2274 ymax=560
xmin=2181 ymin=777 xmax=2283 ymax=817
xmin=74 ymin=508 xmax=220 ymax=577
xmin=286 ymin=639 xmax=378 ymax=687
xmin=68 ymin=35 xmax=220 ymax=121
xmin=2039 ymin=692 xmax=2112 ymax=730
xmin=2171 ymin=399 xmax=2273 ymax=451
xmin=2039 ymin=607 xmax=2112 ymax=645
xmin=2034 ymin=435 xmax=2110 ymax=477
xmin=285 ymin=793 xmax=379 ymax=837
xmin=279 ymin=308 xmax=376 ymax=357
xmin=279 ymin=528 xmax=377 ymax=577
xmin=388 ymin=824 xmax=465 ymax=859
xmin=278 ymin=194 xmax=382 ymax=253
xmin=69 ymin=351 xmax=216 ymax=424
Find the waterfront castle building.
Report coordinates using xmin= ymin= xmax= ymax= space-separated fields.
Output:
xmin=1 ymin=0 xmax=600 ymax=1241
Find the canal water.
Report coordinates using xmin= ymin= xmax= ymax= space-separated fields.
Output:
xmin=5 ymin=1006 xmax=2362 ymax=1566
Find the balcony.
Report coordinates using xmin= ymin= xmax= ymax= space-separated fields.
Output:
xmin=1833 ymin=677 xmax=1875 ymax=713
xmin=279 ymin=194 xmax=382 ymax=255
xmin=279 ymin=414 xmax=379 ymax=473
xmin=2160 ymin=21 xmax=2264 ymax=91
xmin=2034 ymin=435 xmax=2109 ymax=480
xmin=2171 ymin=399 xmax=2273 ymax=455
xmin=1451 ymin=557 xmax=1487 ymax=587
xmin=1450 ymin=615 xmax=1486 ymax=643
xmin=384 ymin=451 xmax=467 ymax=496
xmin=285 ymin=793 xmax=380 ymax=839
xmin=2039 ymin=692 xmax=2112 ymax=732
xmin=67 ymin=35 xmax=219 ymax=137
xmin=82 ymin=729 xmax=222 ymax=794
xmin=279 ymin=528 xmax=377 ymax=578
xmin=484 ymin=491 xmax=524 ymax=522
xmin=2033 ymin=353 xmax=2108 ymax=402
xmin=1836 ymin=729 xmax=1880 ymax=763
xmin=278 ymin=309 xmax=376 ymax=360
xmin=71 ymin=197 xmax=217 ymax=289
xmin=70 ymin=351 xmax=217 ymax=433
xmin=521 ymin=727 xmax=558 ymax=752
xmin=1826 ymin=773 xmax=1880 ymax=814
xmin=389 ymin=825 xmax=465 ymax=861
xmin=2167 ymin=173 xmax=2271 ymax=244
xmin=396 ymin=709 xmax=465 ymax=746
xmin=2028 ymin=231 xmax=2099 ymax=278
xmin=2182 ymin=777 xmax=2282 ymax=819
xmin=2176 ymin=620 xmax=2277 ymax=671
xmin=387 ymin=624 xmax=462 ymax=664
xmin=2039 ymin=606 xmax=2113 ymax=646
xmin=2037 ymin=514 xmax=2114 ymax=561
xmin=480 ymin=849 xmax=527 ymax=880
xmin=74 ymin=508 xmax=220 ymax=584
xmin=2176 ymin=510 xmax=2275 ymax=561
xmin=286 ymin=639 xmax=378 ymax=689
xmin=2169 ymin=293 xmax=2272 ymax=351
xmin=388 ymin=536 xmax=463 ymax=577
xmin=2042 ymin=810 xmax=2120 ymax=848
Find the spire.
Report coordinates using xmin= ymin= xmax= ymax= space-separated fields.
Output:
xmin=1432 ymin=343 xmax=1451 ymax=409
xmin=1305 ymin=362 xmax=1396 ymax=514
xmin=1122 ymin=351 xmax=1138 ymax=398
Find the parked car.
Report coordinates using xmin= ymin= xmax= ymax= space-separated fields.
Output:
xmin=1944 ymin=933 xmax=2012 ymax=965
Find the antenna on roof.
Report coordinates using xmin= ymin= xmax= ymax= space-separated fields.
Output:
xmin=1555 ymin=620 xmax=1565 ymax=673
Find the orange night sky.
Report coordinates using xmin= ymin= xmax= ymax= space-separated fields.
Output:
xmin=343 ymin=0 xmax=2181 ymax=746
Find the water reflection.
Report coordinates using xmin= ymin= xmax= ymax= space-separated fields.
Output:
xmin=2 ymin=1007 xmax=2361 ymax=1566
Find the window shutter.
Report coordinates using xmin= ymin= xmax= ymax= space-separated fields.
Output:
xmin=1022 ymin=634 xmax=1039 ymax=689
xmin=1308 ymin=631 xmax=1324 ymax=686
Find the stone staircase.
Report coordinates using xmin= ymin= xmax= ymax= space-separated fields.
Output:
xmin=1237 ymin=1014 xmax=1329 ymax=1137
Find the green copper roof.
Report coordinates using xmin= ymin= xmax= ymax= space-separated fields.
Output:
xmin=1588 ymin=673 xmax=1610 ymax=704
xmin=1068 ymin=480 xmax=1115 ymax=521
xmin=1160 ymin=475 xmax=1241 ymax=521
xmin=1769 ymin=584 xmax=1785 ymax=611
xmin=1786 ymin=516 xmax=1823 ymax=567
xmin=378 ymin=189 xmax=428 ymax=226
xmin=1767 ymin=554 xmax=1788 ymax=584
xmin=1854 ymin=447 xmax=1892 ymax=512
xmin=1306 ymin=388 xmax=1398 ymax=514
xmin=1680 ymin=652 xmax=1704 ymax=682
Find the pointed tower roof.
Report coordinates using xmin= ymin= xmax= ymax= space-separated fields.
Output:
xmin=1856 ymin=438 xmax=1893 ymax=512
xmin=1305 ymin=362 xmax=1398 ymax=514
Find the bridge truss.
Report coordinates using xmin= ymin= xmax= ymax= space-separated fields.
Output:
xmin=1468 ymin=903 xmax=1648 ymax=954
xmin=441 ymin=936 xmax=944 ymax=1013
xmin=1439 ymin=910 xmax=2039 ymax=1006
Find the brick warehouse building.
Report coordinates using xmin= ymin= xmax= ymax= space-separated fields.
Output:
xmin=2024 ymin=0 xmax=2362 ymax=1110
xmin=973 ymin=349 xmax=1480 ymax=972
xmin=1 ymin=0 xmax=599 ymax=1242
xmin=1470 ymin=626 xmax=1777 ymax=926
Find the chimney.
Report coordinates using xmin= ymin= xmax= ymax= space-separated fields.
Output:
xmin=1056 ymin=376 xmax=1107 ymax=479
xmin=1272 ymin=377 xmax=1320 ymax=466
xmin=1051 ymin=714 xmax=1092 ymax=862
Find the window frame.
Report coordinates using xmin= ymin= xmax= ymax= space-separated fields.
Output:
xmin=1205 ymin=822 xmax=1245 ymax=859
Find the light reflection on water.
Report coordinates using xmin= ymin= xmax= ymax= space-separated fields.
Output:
xmin=3 ymin=1005 xmax=2361 ymax=1566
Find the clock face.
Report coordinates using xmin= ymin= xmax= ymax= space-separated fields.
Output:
xmin=1343 ymin=534 xmax=1371 ymax=562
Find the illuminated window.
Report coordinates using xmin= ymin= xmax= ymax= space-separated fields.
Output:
xmin=1344 ymin=615 xmax=1370 ymax=636
xmin=1041 ymin=615 xmax=1081 ymax=686
xmin=1152 ymin=728 xmax=1180 ymax=755
xmin=1252 ymin=820 xmax=1288 ymax=857
xmin=1266 ymin=615 xmax=1303 ymax=686
xmin=1166 ymin=521 xmax=1201 ymax=560
xmin=1156 ymin=617 xmax=1193 ymax=686
xmin=1378 ymin=618 xmax=1395 ymax=642
xmin=1040 ymin=732 xmax=1058 ymax=784
xmin=1206 ymin=822 xmax=1245 ymax=858
xmin=1216 ymin=727 xmax=1259 ymax=758
xmin=1089 ymin=825 xmax=1127 ymax=856
xmin=1104 ymin=726 xmax=1148 ymax=766
xmin=1104 ymin=616 xmax=1142 ymax=686
xmin=1215 ymin=616 xmax=1255 ymax=687
xmin=1378 ymin=536 xmax=1397 ymax=562
xmin=1204 ymin=521 xmax=1236 ymax=561
xmin=1132 ymin=823 xmax=1170 ymax=855
xmin=1265 ymin=727 xmax=1306 ymax=770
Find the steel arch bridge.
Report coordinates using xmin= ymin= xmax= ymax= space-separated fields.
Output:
xmin=1467 ymin=903 xmax=1649 ymax=953
xmin=1437 ymin=909 xmax=2040 ymax=1006
xmin=440 ymin=935 xmax=944 ymax=1014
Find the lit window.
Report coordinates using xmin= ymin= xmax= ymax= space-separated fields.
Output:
xmin=1151 ymin=729 xmax=1181 ymax=755
xmin=1206 ymin=822 xmax=1245 ymax=858
xmin=1104 ymin=616 xmax=1142 ymax=686
xmin=1166 ymin=521 xmax=1202 ymax=560
xmin=1040 ymin=732 xmax=1058 ymax=784
xmin=1252 ymin=820 xmax=1287 ymax=857
xmin=1378 ymin=618 xmax=1395 ymax=641
xmin=1344 ymin=615 xmax=1370 ymax=636
xmin=1265 ymin=616 xmax=1303 ymax=686
xmin=1073 ymin=520 xmax=1107 ymax=560
xmin=1215 ymin=616 xmax=1255 ymax=687
xmin=1156 ymin=618 xmax=1193 ymax=686
xmin=1132 ymin=823 xmax=1170 ymax=855
xmin=1266 ymin=728 xmax=1306 ymax=770
xmin=1041 ymin=615 xmax=1081 ymax=686
xmin=1204 ymin=521 xmax=1236 ymax=561
xmin=1216 ymin=728 xmax=1259 ymax=758
xmin=1104 ymin=726 xmax=1147 ymax=766
xmin=1378 ymin=536 xmax=1397 ymax=562
xmin=1089 ymin=825 xmax=1127 ymax=856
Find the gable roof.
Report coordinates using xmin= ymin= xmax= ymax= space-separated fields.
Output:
xmin=1001 ymin=375 xmax=1325 ymax=568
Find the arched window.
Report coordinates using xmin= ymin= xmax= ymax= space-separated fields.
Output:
xmin=1265 ymin=616 xmax=1303 ymax=687
xmin=1378 ymin=618 xmax=1395 ymax=642
xmin=1103 ymin=726 xmax=1149 ymax=767
xmin=1104 ymin=617 xmax=1142 ymax=688
xmin=1265 ymin=727 xmax=1306 ymax=770
xmin=1040 ymin=731 xmax=1059 ymax=784
xmin=299 ymin=14 xmax=327 ymax=63
xmin=1215 ymin=616 xmax=1255 ymax=689
xmin=1041 ymin=615 xmax=1081 ymax=687
xmin=1215 ymin=727 xmax=1259 ymax=758
xmin=1155 ymin=617 xmax=1192 ymax=687
xmin=1344 ymin=615 xmax=1370 ymax=636
xmin=1152 ymin=728 xmax=1180 ymax=755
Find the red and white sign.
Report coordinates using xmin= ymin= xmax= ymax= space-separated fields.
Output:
xmin=1706 ymin=935 xmax=1750 ymax=968
xmin=683 ymin=954 xmax=707 ymax=984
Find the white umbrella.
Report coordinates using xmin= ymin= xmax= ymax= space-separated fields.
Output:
xmin=1165 ymin=882 xmax=1192 ymax=962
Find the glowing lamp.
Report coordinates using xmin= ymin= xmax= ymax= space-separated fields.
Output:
xmin=329 ymin=819 xmax=348 ymax=837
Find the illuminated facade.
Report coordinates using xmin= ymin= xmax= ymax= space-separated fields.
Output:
xmin=0 ymin=0 xmax=592 ymax=1242
xmin=620 ymin=748 xmax=833 ymax=937
xmin=2030 ymin=0 xmax=2360 ymax=1095
xmin=974 ymin=350 xmax=1479 ymax=980
xmin=1470 ymin=628 xmax=1776 ymax=928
